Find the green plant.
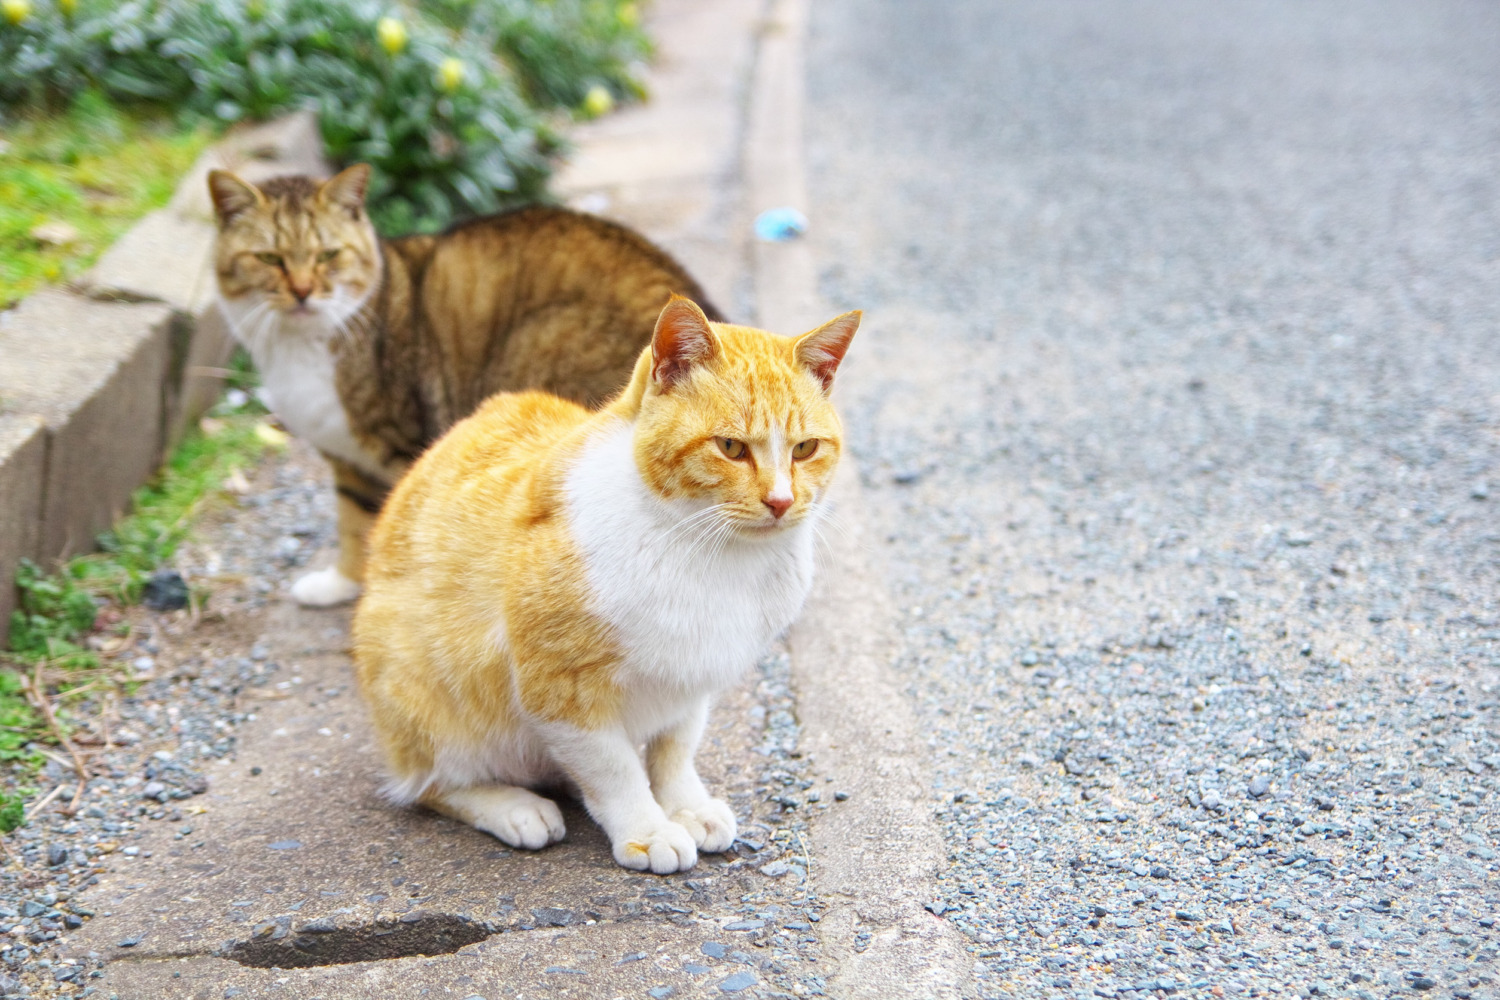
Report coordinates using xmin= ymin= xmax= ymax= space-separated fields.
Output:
xmin=0 ymin=790 xmax=24 ymax=833
xmin=150 ymin=0 xmax=556 ymax=231
xmin=0 ymin=671 xmax=39 ymax=769
xmin=0 ymin=0 xmax=653 ymax=233
xmin=6 ymin=560 xmax=98 ymax=665
xmin=423 ymin=0 xmax=649 ymax=110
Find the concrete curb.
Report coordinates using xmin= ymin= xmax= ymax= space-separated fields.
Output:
xmin=745 ymin=1 xmax=979 ymax=995
xmin=0 ymin=114 xmax=328 ymax=644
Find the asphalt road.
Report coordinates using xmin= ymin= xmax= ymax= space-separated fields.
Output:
xmin=803 ymin=3 xmax=1500 ymax=998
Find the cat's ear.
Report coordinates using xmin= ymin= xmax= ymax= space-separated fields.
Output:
xmin=651 ymin=296 xmax=718 ymax=390
xmin=207 ymin=170 xmax=264 ymax=226
xmin=319 ymin=164 xmax=372 ymax=217
xmin=794 ymin=310 xmax=861 ymax=392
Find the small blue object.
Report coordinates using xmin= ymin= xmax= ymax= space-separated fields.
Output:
xmin=648 ymin=989 xmax=674 ymax=999
xmin=267 ymin=840 xmax=302 ymax=850
xmin=754 ymin=207 xmax=808 ymax=242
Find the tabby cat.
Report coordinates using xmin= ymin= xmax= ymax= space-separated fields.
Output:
xmin=351 ymin=298 xmax=860 ymax=873
xmin=207 ymin=164 xmax=722 ymax=607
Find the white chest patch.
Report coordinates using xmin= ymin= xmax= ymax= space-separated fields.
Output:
xmin=564 ymin=422 xmax=817 ymax=698
xmin=218 ymin=298 xmax=383 ymax=476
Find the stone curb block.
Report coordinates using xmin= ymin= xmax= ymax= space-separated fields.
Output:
xmin=0 ymin=290 xmax=176 ymax=566
xmin=0 ymin=112 xmax=329 ymax=645
xmin=0 ymin=416 xmax=46 ymax=643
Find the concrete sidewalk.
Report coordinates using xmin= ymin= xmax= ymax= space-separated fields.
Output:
xmin=50 ymin=0 xmax=959 ymax=998
xmin=48 ymin=1 xmax=983 ymax=996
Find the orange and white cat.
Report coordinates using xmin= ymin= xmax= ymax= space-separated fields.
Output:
xmin=352 ymin=298 xmax=860 ymax=873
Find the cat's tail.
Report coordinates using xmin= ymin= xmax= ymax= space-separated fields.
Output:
xmin=380 ymin=771 xmax=437 ymax=807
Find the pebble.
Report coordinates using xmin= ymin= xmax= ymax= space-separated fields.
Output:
xmin=142 ymin=570 xmax=190 ymax=612
xmin=717 ymin=971 xmax=757 ymax=992
xmin=724 ymin=919 xmax=765 ymax=931
xmin=1248 ymin=774 xmax=1271 ymax=798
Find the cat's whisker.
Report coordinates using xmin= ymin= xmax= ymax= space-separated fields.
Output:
xmin=243 ymin=301 xmax=282 ymax=353
xmin=686 ymin=511 xmax=745 ymax=566
xmin=649 ymin=503 xmax=733 ymax=569
xmin=699 ymin=520 xmax=738 ymax=567
xmin=226 ymin=299 xmax=274 ymax=343
xmin=814 ymin=504 xmax=872 ymax=556
xmin=659 ymin=503 xmax=731 ymax=542
xmin=808 ymin=520 xmax=842 ymax=573
xmin=677 ymin=516 xmax=732 ymax=567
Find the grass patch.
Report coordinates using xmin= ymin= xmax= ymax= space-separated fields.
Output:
xmin=1 ymin=394 xmax=281 ymax=827
xmin=0 ymin=89 xmax=213 ymax=307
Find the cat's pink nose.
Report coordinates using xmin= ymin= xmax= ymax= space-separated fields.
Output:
xmin=763 ymin=494 xmax=792 ymax=519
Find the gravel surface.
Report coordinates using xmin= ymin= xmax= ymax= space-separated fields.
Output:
xmin=3 ymin=434 xmax=847 ymax=998
xmin=806 ymin=2 xmax=1499 ymax=998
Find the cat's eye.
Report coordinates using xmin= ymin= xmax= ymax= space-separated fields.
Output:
xmin=255 ymin=252 xmax=284 ymax=267
xmin=318 ymin=249 xmax=340 ymax=263
xmin=716 ymin=437 xmax=747 ymax=460
xmin=792 ymin=439 xmax=819 ymax=460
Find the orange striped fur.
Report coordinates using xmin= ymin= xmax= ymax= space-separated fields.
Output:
xmin=352 ymin=299 xmax=860 ymax=872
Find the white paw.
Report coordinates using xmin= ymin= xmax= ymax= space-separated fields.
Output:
xmin=290 ymin=566 xmax=361 ymax=607
xmin=668 ymin=798 xmax=737 ymax=853
xmin=448 ymin=786 xmax=566 ymax=850
xmin=613 ymin=819 xmax=698 ymax=874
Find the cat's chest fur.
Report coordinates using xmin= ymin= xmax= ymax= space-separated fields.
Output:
xmin=565 ymin=423 xmax=815 ymax=693
xmin=218 ymin=300 xmax=384 ymax=477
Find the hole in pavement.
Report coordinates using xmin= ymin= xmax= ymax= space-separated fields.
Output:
xmin=224 ymin=913 xmax=490 ymax=968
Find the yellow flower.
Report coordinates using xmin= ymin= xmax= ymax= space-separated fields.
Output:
xmin=58 ymin=0 xmax=75 ymax=16
xmin=437 ymin=56 xmax=465 ymax=93
xmin=376 ymin=16 xmax=407 ymax=56
xmin=617 ymin=2 xmax=639 ymax=28
xmin=2 ymin=0 xmax=31 ymax=26
xmin=581 ymin=84 xmax=614 ymax=119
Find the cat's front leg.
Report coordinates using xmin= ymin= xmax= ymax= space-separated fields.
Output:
xmin=646 ymin=698 xmax=737 ymax=853
xmin=538 ymin=722 xmax=698 ymax=874
xmin=292 ymin=459 xmax=383 ymax=607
